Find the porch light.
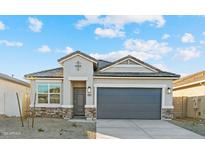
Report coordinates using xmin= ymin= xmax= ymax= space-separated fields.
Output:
xmin=87 ymin=86 xmax=91 ymax=93
xmin=167 ymin=87 xmax=172 ymax=94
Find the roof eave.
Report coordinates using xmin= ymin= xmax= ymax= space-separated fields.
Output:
xmin=25 ymin=76 xmax=63 ymax=80
xmin=58 ymin=51 xmax=98 ymax=64
xmin=93 ymin=75 xmax=180 ymax=79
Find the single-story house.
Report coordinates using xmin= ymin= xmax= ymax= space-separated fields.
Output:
xmin=25 ymin=51 xmax=180 ymax=119
xmin=173 ymin=70 xmax=205 ymax=119
xmin=0 ymin=73 xmax=30 ymax=117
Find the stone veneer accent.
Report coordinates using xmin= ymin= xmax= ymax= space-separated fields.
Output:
xmin=161 ymin=108 xmax=173 ymax=120
xmin=31 ymin=107 xmax=73 ymax=119
xmin=85 ymin=108 xmax=96 ymax=119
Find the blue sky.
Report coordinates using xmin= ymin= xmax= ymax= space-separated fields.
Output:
xmin=0 ymin=15 xmax=205 ymax=80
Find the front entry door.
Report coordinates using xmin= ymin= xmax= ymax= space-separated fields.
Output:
xmin=73 ymin=88 xmax=86 ymax=116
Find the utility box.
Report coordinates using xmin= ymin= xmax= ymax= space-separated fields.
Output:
xmin=193 ymin=97 xmax=199 ymax=109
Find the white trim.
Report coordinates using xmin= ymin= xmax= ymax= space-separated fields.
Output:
xmin=30 ymin=104 xmax=74 ymax=108
xmin=162 ymin=106 xmax=174 ymax=109
xmin=68 ymin=77 xmax=88 ymax=81
xmin=94 ymin=84 xmax=167 ymax=88
xmin=36 ymin=80 xmax=63 ymax=83
xmin=36 ymin=83 xmax=61 ymax=106
xmin=61 ymin=105 xmax=73 ymax=108
xmin=93 ymin=76 xmax=179 ymax=80
xmin=162 ymin=87 xmax=166 ymax=109
xmin=85 ymin=105 xmax=96 ymax=108
xmin=59 ymin=53 xmax=97 ymax=64
xmin=174 ymin=79 xmax=205 ymax=89
xmin=30 ymin=104 xmax=61 ymax=108
xmin=94 ymin=86 xmax=97 ymax=107
xmin=100 ymin=57 xmax=158 ymax=72
xmin=26 ymin=78 xmax=63 ymax=80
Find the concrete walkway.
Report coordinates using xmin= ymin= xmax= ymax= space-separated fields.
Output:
xmin=96 ymin=120 xmax=204 ymax=139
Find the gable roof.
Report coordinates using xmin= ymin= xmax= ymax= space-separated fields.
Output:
xmin=24 ymin=67 xmax=63 ymax=78
xmin=24 ymin=52 xmax=180 ymax=79
xmin=0 ymin=73 xmax=30 ymax=87
xmin=174 ymin=70 xmax=205 ymax=88
xmin=97 ymin=59 xmax=111 ymax=69
xmin=98 ymin=55 xmax=161 ymax=72
xmin=95 ymin=55 xmax=180 ymax=78
xmin=58 ymin=51 xmax=98 ymax=64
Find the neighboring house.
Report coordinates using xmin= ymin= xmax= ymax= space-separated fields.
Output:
xmin=173 ymin=70 xmax=205 ymax=119
xmin=0 ymin=73 xmax=30 ymax=117
xmin=25 ymin=51 xmax=180 ymax=120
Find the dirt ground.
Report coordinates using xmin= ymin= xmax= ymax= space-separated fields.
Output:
xmin=0 ymin=117 xmax=96 ymax=139
xmin=170 ymin=119 xmax=205 ymax=137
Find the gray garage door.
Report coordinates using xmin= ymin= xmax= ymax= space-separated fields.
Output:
xmin=97 ymin=87 xmax=162 ymax=119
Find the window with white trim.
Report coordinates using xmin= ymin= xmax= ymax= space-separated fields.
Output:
xmin=37 ymin=83 xmax=61 ymax=104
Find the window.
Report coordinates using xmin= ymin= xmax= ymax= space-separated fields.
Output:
xmin=37 ymin=83 xmax=61 ymax=104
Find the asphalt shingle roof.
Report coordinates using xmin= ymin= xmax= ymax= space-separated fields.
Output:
xmin=58 ymin=51 xmax=97 ymax=63
xmin=94 ymin=72 xmax=180 ymax=78
xmin=25 ymin=51 xmax=180 ymax=79
xmin=97 ymin=60 xmax=111 ymax=69
xmin=25 ymin=67 xmax=63 ymax=78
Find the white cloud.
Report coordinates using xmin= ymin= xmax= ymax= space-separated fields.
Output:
xmin=181 ymin=33 xmax=195 ymax=43
xmin=64 ymin=46 xmax=74 ymax=54
xmin=76 ymin=16 xmax=165 ymax=38
xmin=56 ymin=46 xmax=74 ymax=54
xmin=28 ymin=17 xmax=43 ymax=32
xmin=176 ymin=47 xmax=200 ymax=61
xmin=37 ymin=45 xmax=51 ymax=53
xmin=161 ymin=34 xmax=170 ymax=40
xmin=0 ymin=21 xmax=5 ymax=30
xmin=90 ymin=50 xmax=152 ymax=61
xmin=200 ymin=40 xmax=205 ymax=44
xmin=0 ymin=40 xmax=23 ymax=47
xmin=94 ymin=27 xmax=125 ymax=38
xmin=124 ymin=39 xmax=171 ymax=55
xmin=90 ymin=39 xmax=171 ymax=61
xmin=76 ymin=15 xmax=165 ymax=29
xmin=202 ymin=32 xmax=205 ymax=36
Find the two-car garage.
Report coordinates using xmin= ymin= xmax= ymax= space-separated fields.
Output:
xmin=97 ymin=87 xmax=162 ymax=119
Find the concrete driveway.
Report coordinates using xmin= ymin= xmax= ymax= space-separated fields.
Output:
xmin=96 ymin=120 xmax=204 ymax=139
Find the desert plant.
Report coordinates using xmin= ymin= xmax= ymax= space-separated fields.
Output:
xmin=38 ymin=128 xmax=44 ymax=132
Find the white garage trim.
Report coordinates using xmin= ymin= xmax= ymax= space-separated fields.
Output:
xmin=94 ymin=83 xmax=167 ymax=110
xmin=93 ymin=76 xmax=179 ymax=80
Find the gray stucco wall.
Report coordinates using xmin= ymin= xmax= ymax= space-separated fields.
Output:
xmin=62 ymin=55 xmax=94 ymax=107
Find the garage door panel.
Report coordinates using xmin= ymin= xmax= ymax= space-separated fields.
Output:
xmin=97 ymin=88 xmax=161 ymax=119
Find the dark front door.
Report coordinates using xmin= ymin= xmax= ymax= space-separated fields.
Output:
xmin=73 ymin=88 xmax=86 ymax=116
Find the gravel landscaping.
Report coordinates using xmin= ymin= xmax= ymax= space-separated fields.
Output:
xmin=0 ymin=117 xmax=96 ymax=139
xmin=170 ymin=119 xmax=205 ymax=137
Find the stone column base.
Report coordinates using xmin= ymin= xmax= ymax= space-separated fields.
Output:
xmin=31 ymin=107 xmax=73 ymax=119
xmin=85 ymin=108 xmax=96 ymax=119
xmin=161 ymin=108 xmax=173 ymax=120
